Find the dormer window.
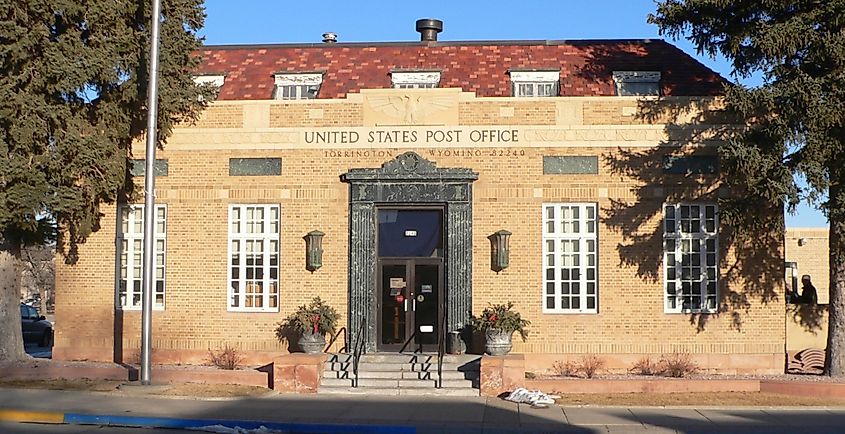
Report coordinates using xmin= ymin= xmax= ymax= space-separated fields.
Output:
xmin=273 ymin=73 xmax=323 ymax=100
xmin=510 ymin=70 xmax=560 ymax=97
xmin=391 ymin=71 xmax=441 ymax=89
xmin=193 ymin=74 xmax=225 ymax=88
xmin=193 ymin=74 xmax=225 ymax=101
xmin=613 ymin=71 xmax=661 ymax=96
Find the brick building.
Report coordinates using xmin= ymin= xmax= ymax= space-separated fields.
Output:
xmin=54 ymin=21 xmax=787 ymax=374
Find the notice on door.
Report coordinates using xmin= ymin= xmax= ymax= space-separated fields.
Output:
xmin=421 ymin=284 xmax=433 ymax=293
xmin=390 ymin=278 xmax=406 ymax=289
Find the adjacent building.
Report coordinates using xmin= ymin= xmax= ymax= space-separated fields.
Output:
xmin=54 ymin=20 xmax=787 ymax=374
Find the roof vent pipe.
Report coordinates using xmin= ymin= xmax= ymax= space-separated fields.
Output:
xmin=416 ymin=19 xmax=443 ymax=42
xmin=322 ymin=32 xmax=337 ymax=43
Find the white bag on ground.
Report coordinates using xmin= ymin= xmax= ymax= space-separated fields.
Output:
xmin=504 ymin=387 xmax=557 ymax=406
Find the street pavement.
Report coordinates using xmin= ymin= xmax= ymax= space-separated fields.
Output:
xmin=2 ymin=387 xmax=845 ymax=433
xmin=24 ymin=342 xmax=52 ymax=359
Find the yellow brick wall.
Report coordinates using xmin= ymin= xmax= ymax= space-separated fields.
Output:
xmin=269 ymin=103 xmax=363 ymax=128
xmin=175 ymin=104 xmax=244 ymax=129
xmin=785 ymin=228 xmax=829 ymax=303
xmin=459 ymin=100 xmax=556 ymax=125
xmin=54 ymin=95 xmax=785 ymax=372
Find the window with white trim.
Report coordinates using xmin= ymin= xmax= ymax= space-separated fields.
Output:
xmin=228 ymin=204 xmax=280 ymax=312
xmin=542 ymin=203 xmax=598 ymax=313
xmin=273 ymin=73 xmax=322 ymax=100
xmin=116 ymin=205 xmax=166 ymax=310
xmin=193 ymin=74 xmax=225 ymax=88
xmin=510 ymin=70 xmax=560 ymax=97
xmin=613 ymin=71 xmax=661 ymax=96
xmin=663 ymin=203 xmax=718 ymax=313
xmin=391 ymin=71 xmax=441 ymax=89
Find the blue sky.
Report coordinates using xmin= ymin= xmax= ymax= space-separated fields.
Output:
xmin=200 ymin=0 xmax=827 ymax=228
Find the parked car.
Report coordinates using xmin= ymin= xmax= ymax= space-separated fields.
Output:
xmin=20 ymin=303 xmax=52 ymax=347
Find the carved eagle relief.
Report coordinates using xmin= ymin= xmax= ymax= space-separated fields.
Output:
xmin=367 ymin=94 xmax=455 ymax=125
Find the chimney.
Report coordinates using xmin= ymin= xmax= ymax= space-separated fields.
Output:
xmin=322 ymin=32 xmax=337 ymax=44
xmin=415 ymin=19 xmax=443 ymax=42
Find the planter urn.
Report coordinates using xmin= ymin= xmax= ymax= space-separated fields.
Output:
xmin=484 ymin=328 xmax=513 ymax=356
xmin=298 ymin=330 xmax=326 ymax=353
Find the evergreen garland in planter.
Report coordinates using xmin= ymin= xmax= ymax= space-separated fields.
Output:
xmin=276 ymin=297 xmax=340 ymax=353
xmin=472 ymin=302 xmax=530 ymax=356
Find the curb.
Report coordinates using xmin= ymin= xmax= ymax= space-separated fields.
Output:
xmin=0 ymin=409 xmax=416 ymax=433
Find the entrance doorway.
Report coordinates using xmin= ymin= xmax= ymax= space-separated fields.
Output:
xmin=376 ymin=208 xmax=443 ymax=352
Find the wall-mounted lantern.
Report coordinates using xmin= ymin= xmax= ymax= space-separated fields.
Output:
xmin=304 ymin=230 xmax=325 ymax=272
xmin=489 ymin=229 xmax=512 ymax=273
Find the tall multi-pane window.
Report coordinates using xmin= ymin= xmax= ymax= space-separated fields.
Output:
xmin=542 ymin=203 xmax=598 ymax=313
xmin=663 ymin=203 xmax=718 ymax=313
xmin=116 ymin=205 xmax=166 ymax=309
xmin=228 ymin=205 xmax=280 ymax=312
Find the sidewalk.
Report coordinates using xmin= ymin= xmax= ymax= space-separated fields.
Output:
xmin=2 ymin=387 xmax=845 ymax=433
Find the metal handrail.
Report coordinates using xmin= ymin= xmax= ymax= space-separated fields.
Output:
xmin=324 ymin=326 xmax=347 ymax=353
xmin=352 ymin=318 xmax=366 ymax=388
xmin=436 ymin=312 xmax=448 ymax=388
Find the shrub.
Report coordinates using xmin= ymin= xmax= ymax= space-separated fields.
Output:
xmin=659 ymin=352 xmax=699 ymax=378
xmin=278 ymin=297 xmax=340 ymax=337
xmin=578 ymin=354 xmax=606 ymax=379
xmin=471 ymin=302 xmax=531 ymax=340
xmin=207 ymin=344 xmax=244 ymax=370
xmin=524 ymin=371 xmax=537 ymax=379
xmin=552 ymin=359 xmax=579 ymax=377
xmin=629 ymin=356 xmax=660 ymax=376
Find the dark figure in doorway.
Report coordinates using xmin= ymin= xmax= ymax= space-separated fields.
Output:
xmin=799 ymin=275 xmax=818 ymax=304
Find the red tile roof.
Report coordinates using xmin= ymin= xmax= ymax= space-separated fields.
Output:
xmin=197 ymin=39 xmax=728 ymax=100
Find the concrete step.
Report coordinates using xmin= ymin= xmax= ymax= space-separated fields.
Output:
xmin=359 ymin=353 xmax=434 ymax=364
xmin=325 ymin=361 xmax=469 ymax=372
xmin=327 ymin=353 xmax=481 ymax=365
xmin=322 ymin=368 xmax=478 ymax=380
xmin=318 ymin=386 xmax=479 ymax=397
xmin=321 ymin=377 xmax=476 ymax=388
xmin=326 ymin=353 xmax=353 ymax=363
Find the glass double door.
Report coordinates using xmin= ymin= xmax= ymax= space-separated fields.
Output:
xmin=378 ymin=259 xmax=442 ymax=352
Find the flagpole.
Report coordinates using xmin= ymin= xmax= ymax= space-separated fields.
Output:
xmin=141 ymin=0 xmax=163 ymax=385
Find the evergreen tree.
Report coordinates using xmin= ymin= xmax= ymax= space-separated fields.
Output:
xmin=650 ymin=1 xmax=845 ymax=375
xmin=0 ymin=1 xmax=214 ymax=362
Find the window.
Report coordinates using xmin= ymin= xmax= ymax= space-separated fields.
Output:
xmin=193 ymin=74 xmax=225 ymax=88
xmin=273 ymin=73 xmax=322 ymax=100
xmin=510 ymin=70 xmax=560 ymax=97
xmin=664 ymin=204 xmax=718 ymax=313
xmin=613 ymin=71 xmax=661 ymax=96
xmin=391 ymin=71 xmax=441 ymax=89
xmin=228 ymin=205 xmax=280 ymax=312
xmin=542 ymin=204 xmax=598 ymax=313
xmin=116 ymin=205 xmax=166 ymax=310
xmin=193 ymin=75 xmax=224 ymax=102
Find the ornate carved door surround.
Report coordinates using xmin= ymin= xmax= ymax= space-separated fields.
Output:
xmin=341 ymin=152 xmax=478 ymax=352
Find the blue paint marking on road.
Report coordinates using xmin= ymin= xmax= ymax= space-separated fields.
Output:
xmin=63 ymin=412 xmax=416 ymax=433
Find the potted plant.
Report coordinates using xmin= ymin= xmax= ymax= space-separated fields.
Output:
xmin=472 ymin=302 xmax=530 ymax=356
xmin=277 ymin=297 xmax=340 ymax=353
